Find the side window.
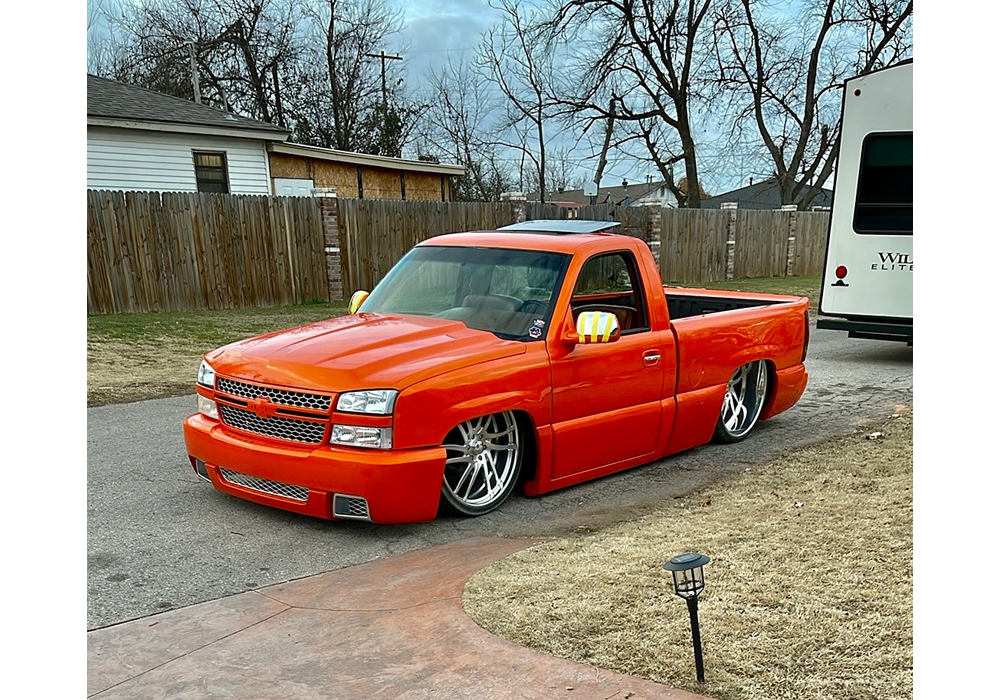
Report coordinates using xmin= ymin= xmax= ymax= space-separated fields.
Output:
xmin=571 ymin=251 xmax=649 ymax=333
xmin=853 ymin=132 xmax=912 ymax=234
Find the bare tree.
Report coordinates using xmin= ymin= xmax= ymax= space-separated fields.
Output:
xmin=480 ymin=0 xmax=559 ymax=202
xmin=301 ymin=0 xmax=408 ymax=152
xmin=90 ymin=0 xmax=420 ymax=157
xmin=548 ymin=146 xmax=588 ymax=193
xmin=547 ymin=0 xmax=715 ymax=208
xmin=712 ymin=0 xmax=913 ymax=208
xmin=104 ymin=0 xmax=301 ymax=122
xmin=418 ymin=59 xmax=515 ymax=201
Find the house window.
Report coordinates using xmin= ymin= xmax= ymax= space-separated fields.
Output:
xmin=853 ymin=132 xmax=912 ymax=235
xmin=193 ymin=151 xmax=230 ymax=193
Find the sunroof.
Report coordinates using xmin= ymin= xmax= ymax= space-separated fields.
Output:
xmin=496 ymin=220 xmax=621 ymax=234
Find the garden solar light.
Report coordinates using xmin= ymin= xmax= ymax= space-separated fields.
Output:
xmin=664 ymin=552 xmax=711 ymax=683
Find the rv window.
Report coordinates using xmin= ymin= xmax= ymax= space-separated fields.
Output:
xmin=853 ymin=132 xmax=912 ymax=235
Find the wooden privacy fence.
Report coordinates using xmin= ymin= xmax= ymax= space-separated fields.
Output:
xmin=338 ymin=198 xmax=516 ymax=292
xmin=575 ymin=204 xmax=654 ymax=240
xmin=658 ymin=208 xmax=830 ymax=284
xmin=661 ymin=210 xmax=729 ymax=284
xmin=790 ymin=212 xmax=830 ymax=276
xmin=87 ymin=190 xmax=327 ymax=314
xmin=521 ymin=202 xmax=654 ymax=240
xmin=87 ymin=189 xmax=829 ymax=314
xmin=336 ymin=199 xmax=659 ymax=294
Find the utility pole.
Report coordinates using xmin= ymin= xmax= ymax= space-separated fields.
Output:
xmin=364 ymin=50 xmax=402 ymax=108
xmin=187 ymin=41 xmax=201 ymax=104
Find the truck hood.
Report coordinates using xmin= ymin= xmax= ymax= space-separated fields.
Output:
xmin=206 ymin=313 xmax=526 ymax=393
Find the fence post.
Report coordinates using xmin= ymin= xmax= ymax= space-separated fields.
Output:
xmin=781 ymin=204 xmax=797 ymax=277
xmin=314 ymin=187 xmax=344 ymax=301
xmin=501 ymin=191 xmax=527 ymax=223
xmin=648 ymin=205 xmax=662 ymax=269
xmin=722 ymin=202 xmax=738 ymax=280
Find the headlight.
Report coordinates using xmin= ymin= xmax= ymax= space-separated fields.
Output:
xmin=330 ymin=425 xmax=392 ymax=450
xmin=197 ymin=360 xmax=216 ymax=388
xmin=336 ymin=389 xmax=398 ymax=415
xmin=198 ymin=395 xmax=219 ymax=420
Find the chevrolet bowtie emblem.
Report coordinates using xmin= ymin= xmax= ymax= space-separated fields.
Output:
xmin=248 ymin=396 xmax=279 ymax=419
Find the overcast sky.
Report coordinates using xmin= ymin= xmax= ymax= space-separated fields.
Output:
xmin=86 ymin=0 xmax=741 ymax=194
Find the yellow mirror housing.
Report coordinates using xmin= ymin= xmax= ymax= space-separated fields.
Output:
xmin=576 ymin=311 xmax=621 ymax=344
xmin=348 ymin=290 xmax=369 ymax=314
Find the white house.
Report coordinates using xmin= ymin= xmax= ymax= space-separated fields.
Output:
xmin=87 ymin=74 xmax=290 ymax=194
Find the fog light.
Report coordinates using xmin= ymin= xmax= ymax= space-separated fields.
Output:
xmin=198 ymin=395 xmax=219 ymax=420
xmin=331 ymin=424 xmax=392 ymax=449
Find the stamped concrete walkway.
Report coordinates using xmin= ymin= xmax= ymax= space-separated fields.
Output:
xmin=88 ymin=537 xmax=711 ymax=699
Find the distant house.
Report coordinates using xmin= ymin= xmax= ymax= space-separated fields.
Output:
xmin=268 ymin=142 xmax=465 ymax=201
xmin=526 ymin=179 xmax=671 ymax=208
xmin=87 ymin=75 xmax=465 ymax=199
xmin=87 ymin=74 xmax=289 ymax=194
xmin=700 ymin=178 xmax=833 ymax=210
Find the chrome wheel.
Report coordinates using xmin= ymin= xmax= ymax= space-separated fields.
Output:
xmin=441 ymin=411 xmax=522 ymax=516
xmin=714 ymin=360 xmax=769 ymax=443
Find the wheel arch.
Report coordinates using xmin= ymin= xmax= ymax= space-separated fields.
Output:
xmin=437 ymin=407 xmax=540 ymax=487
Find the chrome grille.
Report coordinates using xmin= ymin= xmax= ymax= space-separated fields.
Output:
xmin=217 ymin=377 xmax=332 ymax=411
xmin=219 ymin=404 xmax=327 ymax=444
xmin=219 ymin=468 xmax=309 ymax=502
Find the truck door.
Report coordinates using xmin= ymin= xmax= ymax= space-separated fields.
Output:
xmin=547 ymin=250 xmax=675 ymax=479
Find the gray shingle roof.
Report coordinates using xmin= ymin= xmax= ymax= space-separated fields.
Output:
xmin=530 ymin=176 xmax=832 ymax=209
xmin=528 ymin=180 xmax=668 ymax=206
xmin=87 ymin=74 xmax=289 ymax=135
xmin=701 ymin=178 xmax=832 ymax=209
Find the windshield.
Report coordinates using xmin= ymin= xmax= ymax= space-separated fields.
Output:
xmin=360 ymin=245 xmax=570 ymax=341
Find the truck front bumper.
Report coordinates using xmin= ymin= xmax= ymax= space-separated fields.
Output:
xmin=183 ymin=414 xmax=445 ymax=524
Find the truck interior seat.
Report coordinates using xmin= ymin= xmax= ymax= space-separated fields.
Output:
xmin=462 ymin=294 xmax=522 ymax=312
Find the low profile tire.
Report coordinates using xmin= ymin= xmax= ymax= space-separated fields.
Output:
xmin=714 ymin=360 xmax=769 ymax=444
xmin=440 ymin=411 xmax=523 ymax=516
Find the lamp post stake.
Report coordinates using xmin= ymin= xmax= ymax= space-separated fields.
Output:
xmin=686 ymin=597 xmax=705 ymax=683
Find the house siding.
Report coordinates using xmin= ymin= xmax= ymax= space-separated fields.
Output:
xmin=267 ymin=151 xmax=452 ymax=201
xmin=87 ymin=126 xmax=271 ymax=194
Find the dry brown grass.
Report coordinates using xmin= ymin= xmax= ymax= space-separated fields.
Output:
xmin=87 ymin=302 xmax=347 ymax=405
xmin=464 ymin=413 xmax=913 ymax=700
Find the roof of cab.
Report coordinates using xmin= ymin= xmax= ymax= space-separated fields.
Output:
xmin=417 ymin=229 xmax=639 ymax=255
xmin=496 ymin=220 xmax=620 ymax=234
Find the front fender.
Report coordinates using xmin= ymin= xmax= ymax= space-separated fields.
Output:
xmin=391 ymin=344 xmax=552 ymax=450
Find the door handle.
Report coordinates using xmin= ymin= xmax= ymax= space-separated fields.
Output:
xmin=643 ymin=351 xmax=661 ymax=366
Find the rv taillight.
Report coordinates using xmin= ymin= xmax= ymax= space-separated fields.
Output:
xmin=835 ymin=265 xmax=848 ymax=279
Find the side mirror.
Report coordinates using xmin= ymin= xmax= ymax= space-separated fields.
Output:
xmin=348 ymin=290 xmax=369 ymax=314
xmin=575 ymin=311 xmax=621 ymax=344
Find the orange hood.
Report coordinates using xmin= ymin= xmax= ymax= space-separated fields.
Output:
xmin=206 ymin=313 xmax=526 ymax=392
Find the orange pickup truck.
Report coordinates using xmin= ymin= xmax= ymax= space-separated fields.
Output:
xmin=184 ymin=221 xmax=809 ymax=524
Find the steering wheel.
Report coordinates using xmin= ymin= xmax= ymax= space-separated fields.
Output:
xmin=517 ymin=299 xmax=549 ymax=316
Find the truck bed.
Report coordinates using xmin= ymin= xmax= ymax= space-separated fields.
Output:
xmin=664 ymin=286 xmax=789 ymax=319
